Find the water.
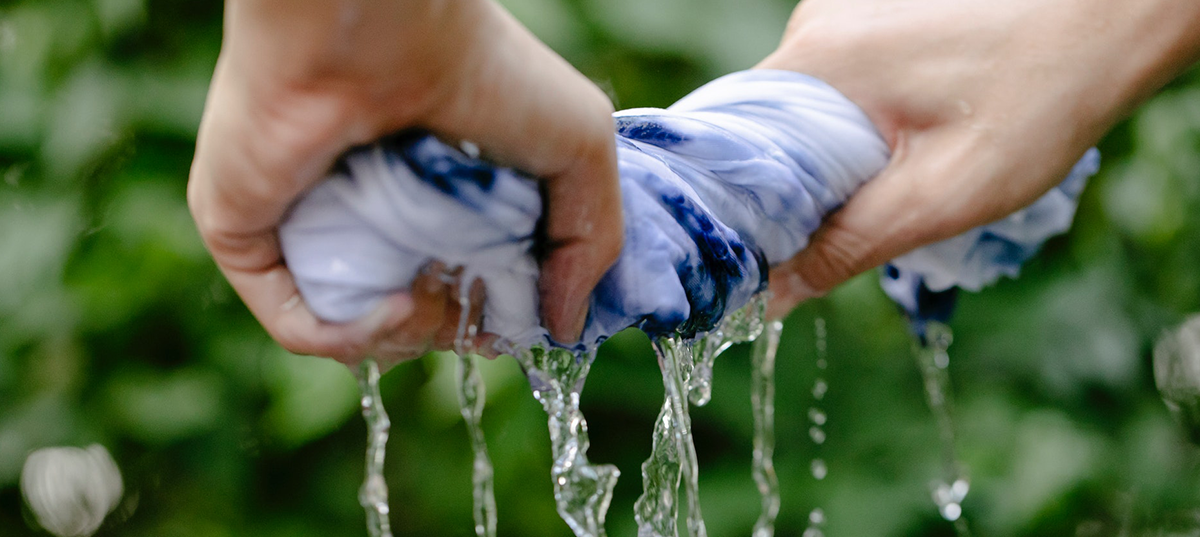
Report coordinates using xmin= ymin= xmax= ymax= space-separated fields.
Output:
xmin=457 ymin=354 xmax=497 ymax=537
xmin=636 ymin=335 xmax=707 ymax=537
xmin=802 ymin=508 xmax=826 ymax=537
xmin=750 ymin=320 xmax=782 ymax=537
xmin=914 ymin=322 xmax=972 ymax=536
xmin=690 ymin=294 xmax=768 ymax=406
xmin=515 ymin=345 xmax=620 ymax=537
xmin=454 ymin=289 xmax=498 ymax=537
xmin=804 ymin=318 xmax=829 ymax=537
xmin=355 ymin=359 xmax=394 ymax=537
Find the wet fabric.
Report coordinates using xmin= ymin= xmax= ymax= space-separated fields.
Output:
xmin=279 ymin=70 xmax=1100 ymax=351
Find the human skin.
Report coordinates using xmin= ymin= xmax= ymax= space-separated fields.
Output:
xmin=188 ymin=0 xmax=621 ymax=362
xmin=759 ymin=0 xmax=1200 ymax=317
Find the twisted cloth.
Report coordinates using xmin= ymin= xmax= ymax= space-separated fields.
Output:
xmin=279 ymin=70 xmax=1100 ymax=350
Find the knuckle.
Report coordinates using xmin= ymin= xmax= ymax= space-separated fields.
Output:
xmin=807 ymin=224 xmax=874 ymax=290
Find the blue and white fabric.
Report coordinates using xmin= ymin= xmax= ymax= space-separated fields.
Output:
xmin=279 ymin=70 xmax=1100 ymax=350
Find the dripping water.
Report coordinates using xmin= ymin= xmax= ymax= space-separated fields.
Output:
xmin=803 ymin=318 xmax=828 ymax=537
xmin=750 ymin=319 xmax=782 ymax=537
xmin=515 ymin=345 xmax=620 ymax=537
xmin=453 ymin=287 xmax=497 ymax=537
xmin=356 ymin=359 xmax=394 ymax=537
xmin=915 ymin=321 xmax=971 ymax=536
xmin=690 ymin=294 xmax=768 ymax=406
xmin=636 ymin=295 xmax=769 ymax=537
xmin=635 ymin=335 xmax=707 ymax=537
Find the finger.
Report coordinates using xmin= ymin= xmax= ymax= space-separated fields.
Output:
xmin=472 ymin=333 xmax=504 ymax=360
xmin=767 ymin=131 xmax=1015 ymax=317
xmin=373 ymin=262 xmax=456 ymax=361
xmin=191 ymin=124 xmax=415 ymax=359
xmin=435 ymin=277 xmax=488 ymax=353
xmin=219 ymin=255 xmax=416 ymax=360
xmin=424 ymin=2 xmax=622 ymax=344
xmin=189 ymin=61 xmax=407 ymax=360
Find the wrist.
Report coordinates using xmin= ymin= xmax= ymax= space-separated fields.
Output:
xmin=1080 ymin=0 xmax=1200 ymax=124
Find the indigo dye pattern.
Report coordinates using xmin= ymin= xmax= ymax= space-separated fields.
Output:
xmin=279 ymin=70 xmax=1100 ymax=350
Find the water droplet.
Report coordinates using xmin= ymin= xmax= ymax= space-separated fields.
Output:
xmin=940 ymin=502 xmax=962 ymax=522
xmin=808 ymin=508 xmax=825 ymax=525
xmin=750 ymin=306 xmax=781 ymax=537
xmin=951 ymin=479 xmax=970 ymax=500
xmin=934 ymin=350 xmax=950 ymax=369
xmin=810 ymin=459 xmax=827 ymax=480
xmin=812 ymin=379 xmax=828 ymax=400
xmin=808 ymin=427 xmax=826 ymax=445
xmin=808 ymin=408 xmax=826 ymax=426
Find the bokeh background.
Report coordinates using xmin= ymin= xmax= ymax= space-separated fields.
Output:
xmin=3 ymin=0 xmax=1200 ymax=535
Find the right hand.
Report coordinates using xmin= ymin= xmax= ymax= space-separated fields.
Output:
xmin=758 ymin=0 xmax=1200 ymax=317
xmin=189 ymin=0 xmax=622 ymax=362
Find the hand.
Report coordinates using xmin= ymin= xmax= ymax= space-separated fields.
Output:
xmin=188 ymin=0 xmax=621 ymax=362
xmin=759 ymin=0 xmax=1200 ymax=317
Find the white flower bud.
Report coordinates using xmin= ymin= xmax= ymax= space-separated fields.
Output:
xmin=20 ymin=445 xmax=123 ymax=537
xmin=1154 ymin=315 xmax=1200 ymax=441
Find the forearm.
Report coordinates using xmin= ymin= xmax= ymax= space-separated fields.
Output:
xmin=1093 ymin=0 xmax=1200 ymax=116
xmin=760 ymin=0 xmax=1200 ymax=146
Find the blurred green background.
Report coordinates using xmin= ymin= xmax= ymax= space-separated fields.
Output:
xmin=3 ymin=0 xmax=1200 ymax=535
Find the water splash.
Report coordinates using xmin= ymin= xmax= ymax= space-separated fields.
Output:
xmin=636 ymin=335 xmax=707 ymax=537
xmin=356 ymin=359 xmax=394 ymax=537
xmin=690 ymin=294 xmax=768 ymax=406
xmin=914 ymin=321 xmax=972 ymax=536
xmin=515 ymin=346 xmax=620 ymax=537
xmin=750 ymin=320 xmax=782 ymax=537
xmin=803 ymin=318 xmax=829 ymax=537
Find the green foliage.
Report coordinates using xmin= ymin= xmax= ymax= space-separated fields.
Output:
xmin=2 ymin=0 xmax=1200 ymax=535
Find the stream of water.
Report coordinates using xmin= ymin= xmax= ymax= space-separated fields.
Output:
xmin=914 ymin=322 xmax=971 ymax=536
xmin=454 ymin=288 xmax=499 ymax=537
xmin=457 ymin=353 xmax=497 ymax=537
xmin=347 ymin=295 xmax=820 ymax=537
xmin=634 ymin=335 xmax=706 ymax=537
xmin=516 ymin=346 xmax=621 ymax=537
xmin=750 ymin=320 xmax=782 ymax=537
xmin=355 ymin=359 xmax=394 ymax=537
xmin=633 ymin=295 xmax=772 ymax=537
xmin=690 ymin=294 xmax=768 ymax=407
